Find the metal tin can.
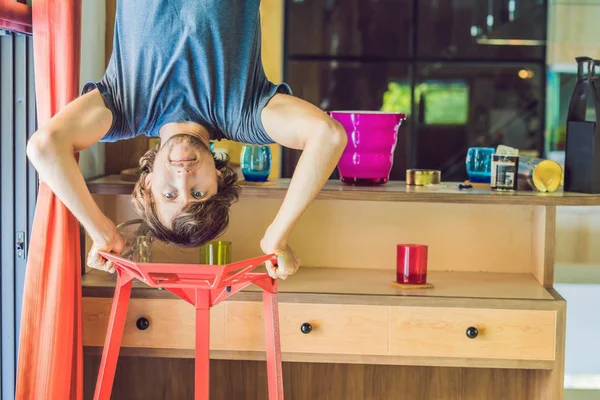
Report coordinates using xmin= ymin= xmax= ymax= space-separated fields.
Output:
xmin=491 ymin=155 xmax=519 ymax=191
xmin=517 ymin=156 xmax=563 ymax=193
xmin=406 ymin=169 xmax=441 ymax=186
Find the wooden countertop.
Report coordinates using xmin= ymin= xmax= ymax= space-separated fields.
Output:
xmin=87 ymin=176 xmax=600 ymax=206
xmin=82 ymin=266 xmax=555 ymax=302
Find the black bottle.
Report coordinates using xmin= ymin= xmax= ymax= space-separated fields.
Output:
xmin=564 ymin=57 xmax=600 ymax=193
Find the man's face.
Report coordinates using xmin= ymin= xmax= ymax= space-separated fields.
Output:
xmin=146 ymin=134 xmax=221 ymax=226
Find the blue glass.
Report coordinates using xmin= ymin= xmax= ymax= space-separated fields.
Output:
xmin=466 ymin=147 xmax=495 ymax=183
xmin=240 ymin=145 xmax=272 ymax=182
xmin=209 ymin=141 xmax=215 ymax=152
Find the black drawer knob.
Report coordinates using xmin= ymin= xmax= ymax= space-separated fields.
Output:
xmin=466 ymin=326 xmax=479 ymax=339
xmin=136 ymin=317 xmax=150 ymax=331
xmin=300 ymin=322 xmax=313 ymax=334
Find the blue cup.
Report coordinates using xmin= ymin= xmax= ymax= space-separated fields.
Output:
xmin=466 ymin=147 xmax=495 ymax=183
xmin=240 ymin=145 xmax=272 ymax=182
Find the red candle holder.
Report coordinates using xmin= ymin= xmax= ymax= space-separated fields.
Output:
xmin=396 ymin=244 xmax=428 ymax=285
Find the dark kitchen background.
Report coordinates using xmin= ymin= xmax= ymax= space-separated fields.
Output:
xmin=281 ymin=0 xmax=547 ymax=182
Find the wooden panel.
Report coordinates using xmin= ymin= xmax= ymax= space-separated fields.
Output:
xmin=84 ymin=357 xmax=556 ymax=400
xmin=261 ymin=0 xmax=284 ymax=178
xmin=82 ymin=298 xmax=226 ymax=350
xmin=84 ymin=356 xmax=195 ymax=400
xmin=259 ymin=0 xmax=283 ymax=83
xmin=547 ymin=3 xmax=600 ymax=65
xmin=83 ymin=345 xmax=555 ymax=369
xmin=390 ymin=307 xmax=556 ymax=361
xmin=540 ymin=288 xmax=566 ymax=400
xmin=95 ymin=193 xmax=545 ymax=275
xmin=532 ymin=206 xmax=556 ymax=287
xmin=105 ymin=0 xmax=115 ymax=65
xmin=226 ymin=199 xmax=540 ymax=273
xmin=225 ymin=302 xmax=389 ymax=355
xmin=104 ymin=136 xmax=150 ymax=175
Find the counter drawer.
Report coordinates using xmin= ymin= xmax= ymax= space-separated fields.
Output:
xmin=82 ymin=298 xmax=226 ymax=350
xmin=389 ymin=306 xmax=556 ymax=361
xmin=225 ymin=302 xmax=389 ymax=355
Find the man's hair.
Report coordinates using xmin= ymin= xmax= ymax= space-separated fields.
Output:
xmin=131 ymin=149 xmax=240 ymax=248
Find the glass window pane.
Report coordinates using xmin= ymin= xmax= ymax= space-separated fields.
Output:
xmin=286 ymin=61 xmax=411 ymax=178
xmin=414 ymin=63 xmax=544 ymax=181
xmin=417 ymin=0 xmax=546 ymax=60
xmin=286 ymin=0 xmax=412 ymax=58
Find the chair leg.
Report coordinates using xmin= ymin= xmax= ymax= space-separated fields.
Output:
xmin=263 ymin=289 xmax=284 ymax=399
xmin=93 ymin=273 xmax=133 ymax=400
xmin=195 ymin=289 xmax=211 ymax=400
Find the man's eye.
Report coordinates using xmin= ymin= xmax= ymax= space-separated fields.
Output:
xmin=193 ymin=191 xmax=205 ymax=199
xmin=163 ymin=193 xmax=176 ymax=199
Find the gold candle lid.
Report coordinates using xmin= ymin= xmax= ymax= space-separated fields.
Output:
xmin=406 ymin=169 xmax=441 ymax=186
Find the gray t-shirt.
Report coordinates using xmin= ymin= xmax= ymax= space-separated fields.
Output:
xmin=83 ymin=0 xmax=290 ymax=144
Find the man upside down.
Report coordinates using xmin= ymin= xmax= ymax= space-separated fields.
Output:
xmin=26 ymin=0 xmax=347 ymax=279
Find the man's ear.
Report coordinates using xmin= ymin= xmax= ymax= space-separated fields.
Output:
xmin=216 ymin=169 xmax=222 ymax=178
xmin=144 ymin=172 xmax=153 ymax=188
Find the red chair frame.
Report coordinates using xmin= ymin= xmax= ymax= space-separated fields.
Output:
xmin=93 ymin=252 xmax=284 ymax=400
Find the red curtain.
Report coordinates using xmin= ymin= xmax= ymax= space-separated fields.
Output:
xmin=15 ymin=1 xmax=83 ymax=399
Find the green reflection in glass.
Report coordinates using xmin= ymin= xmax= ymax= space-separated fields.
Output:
xmin=381 ymin=81 xmax=469 ymax=125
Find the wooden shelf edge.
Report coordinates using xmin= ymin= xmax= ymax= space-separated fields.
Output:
xmin=82 ymin=268 xmax=559 ymax=303
xmin=83 ymin=346 xmax=555 ymax=370
xmin=81 ymin=290 xmax=564 ymax=311
xmin=86 ymin=175 xmax=600 ymax=206
xmin=87 ymin=180 xmax=134 ymax=195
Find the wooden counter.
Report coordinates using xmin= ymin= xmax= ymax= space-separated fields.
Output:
xmin=88 ymin=175 xmax=600 ymax=206
xmin=83 ymin=267 xmax=555 ymax=301
xmin=83 ymin=180 xmax=599 ymax=399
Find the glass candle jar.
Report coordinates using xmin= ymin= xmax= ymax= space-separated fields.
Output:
xmin=396 ymin=244 xmax=428 ymax=285
xmin=466 ymin=147 xmax=495 ymax=183
xmin=240 ymin=145 xmax=272 ymax=182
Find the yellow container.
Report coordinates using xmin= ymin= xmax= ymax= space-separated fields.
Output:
xmin=406 ymin=169 xmax=441 ymax=186
xmin=518 ymin=156 xmax=563 ymax=193
xmin=199 ymin=241 xmax=232 ymax=265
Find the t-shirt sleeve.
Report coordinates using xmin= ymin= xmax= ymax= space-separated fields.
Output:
xmin=231 ymin=81 xmax=292 ymax=145
xmin=81 ymin=77 xmax=134 ymax=143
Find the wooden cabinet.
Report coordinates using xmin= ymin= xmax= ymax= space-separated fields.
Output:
xmin=547 ymin=2 xmax=600 ymax=65
xmin=84 ymin=298 xmax=558 ymax=364
xmin=83 ymin=298 xmax=227 ymax=350
xmin=389 ymin=306 xmax=556 ymax=362
xmin=226 ymin=302 xmax=390 ymax=355
xmin=82 ymin=181 xmax=600 ymax=398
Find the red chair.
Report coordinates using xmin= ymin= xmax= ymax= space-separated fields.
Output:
xmin=93 ymin=252 xmax=284 ymax=400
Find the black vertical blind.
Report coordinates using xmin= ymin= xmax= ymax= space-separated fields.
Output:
xmin=0 ymin=30 xmax=37 ymax=400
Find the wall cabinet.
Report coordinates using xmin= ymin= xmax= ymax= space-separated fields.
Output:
xmin=547 ymin=1 xmax=600 ymax=65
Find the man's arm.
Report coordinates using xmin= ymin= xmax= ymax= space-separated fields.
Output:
xmin=260 ymin=94 xmax=347 ymax=278
xmin=27 ymin=89 xmax=124 ymax=271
